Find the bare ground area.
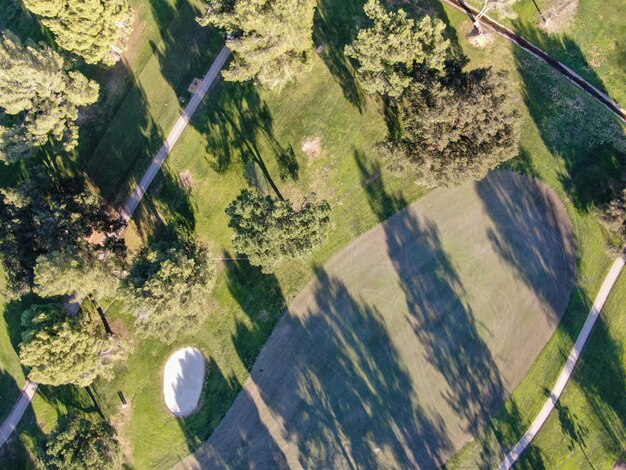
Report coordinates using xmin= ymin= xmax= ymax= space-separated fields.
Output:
xmin=175 ymin=170 xmax=577 ymax=469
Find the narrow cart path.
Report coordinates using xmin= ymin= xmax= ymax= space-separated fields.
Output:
xmin=498 ymin=256 xmax=625 ymax=469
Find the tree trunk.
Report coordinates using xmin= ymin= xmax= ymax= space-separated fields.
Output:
xmin=89 ymin=294 xmax=114 ymax=336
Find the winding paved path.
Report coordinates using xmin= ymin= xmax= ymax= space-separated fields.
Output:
xmin=0 ymin=45 xmax=231 ymax=452
xmin=498 ymin=255 xmax=625 ymax=469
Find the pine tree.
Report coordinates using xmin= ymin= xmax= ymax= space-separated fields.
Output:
xmin=0 ymin=170 xmax=125 ymax=296
xmin=345 ymin=0 xmax=450 ymax=98
xmin=198 ymin=0 xmax=317 ymax=90
xmin=34 ymin=250 xmax=122 ymax=304
xmin=226 ymin=189 xmax=331 ymax=272
xmin=22 ymin=0 xmax=133 ymax=66
xmin=125 ymin=239 xmax=216 ymax=343
xmin=0 ymin=32 xmax=99 ymax=162
xmin=45 ymin=416 xmax=124 ymax=470
xmin=381 ymin=67 xmax=520 ymax=186
xmin=19 ymin=303 xmax=127 ymax=387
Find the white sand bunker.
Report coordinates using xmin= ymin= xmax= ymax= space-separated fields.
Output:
xmin=163 ymin=347 xmax=206 ymax=417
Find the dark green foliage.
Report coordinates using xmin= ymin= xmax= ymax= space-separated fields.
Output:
xmin=0 ymin=31 xmax=99 ymax=162
xmin=19 ymin=303 xmax=126 ymax=386
xmin=45 ymin=416 xmax=123 ymax=470
xmin=0 ymin=168 xmax=126 ymax=296
xmin=125 ymin=238 xmax=216 ymax=343
xmin=344 ymin=0 xmax=450 ymax=98
xmin=198 ymin=0 xmax=317 ymax=90
xmin=381 ymin=66 xmax=521 ymax=186
xmin=226 ymin=189 xmax=331 ymax=272
xmin=599 ymin=187 xmax=626 ymax=247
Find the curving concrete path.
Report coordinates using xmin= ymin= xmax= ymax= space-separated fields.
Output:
xmin=0 ymin=45 xmax=231 ymax=452
xmin=498 ymin=255 xmax=625 ymax=469
xmin=0 ymin=381 xmax=38 ymax=449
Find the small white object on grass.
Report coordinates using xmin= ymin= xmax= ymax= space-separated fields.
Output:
xmin=163 ymin=347 xmax=206 ymax=417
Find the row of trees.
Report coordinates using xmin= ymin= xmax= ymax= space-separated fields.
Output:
xmin=1 ymin=0 xmax=134 ymax=163
xmin=348 ymin=0 xmax=520 ymax=186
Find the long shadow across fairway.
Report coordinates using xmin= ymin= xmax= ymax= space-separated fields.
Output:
xmin=358 ymin=160 xmax=515 ymax=460
xmin=476 ymin=172 xmax=577 ymax=319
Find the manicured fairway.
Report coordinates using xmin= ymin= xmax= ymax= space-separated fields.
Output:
xmin=177 ymin=171 xmax=577 ymax=469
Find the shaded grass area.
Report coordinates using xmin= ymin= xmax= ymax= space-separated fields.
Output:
xmin=465 ymin=0 xmax=626 ymax=104
xmin=84 ymin=0 xmax=223 ymax=204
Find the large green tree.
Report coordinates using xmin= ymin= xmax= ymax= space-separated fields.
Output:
xmin=226 ymin=189 xmax=331 ymax=272
xmin=345 ymin=0 xmax=450 ymax=98
xmin=0 ymin=32 xmax=99 ymax=162
xmin=45 ymin=416 xmax=124 ymax=470
xmin=19 ymin=303 xmax=127 ymax=387
xmin=380 ymin=66 xmax=520 ymax=186
xmin=198 ymin=0 xmax=317 ymax=90
xmin=34 ymin=250 xmax=122 ymax=303
xmin=22 ymin=0 xmax=133 ymax=66
xmin=0 ymin=170 xmax=126 ymax=296
xmin=125 ymin=239 xmax=216 ymax=343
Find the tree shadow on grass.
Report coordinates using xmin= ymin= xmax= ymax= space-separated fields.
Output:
xmin=354 ymin=148 xmax=408 ymax=222
xmin=513 ymin=22 xmax=626 ymax=214
xmin=208 ymin=268 xmax=453 ymax=468
xmin=84 ymin=61 xmax=167 ymax=206
xmin=313 ymin=0 xmax=368 ymax=112
xmin=130 ymin=166 xmax=197 ymax=242
xmin=192 ymin=81 xmax=299 ymax=197
xmin=147 ymin=0 xmax=223 ymax=99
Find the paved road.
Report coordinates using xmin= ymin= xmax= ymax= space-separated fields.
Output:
xmin=498 ymin=255 xmax=625 ymax=469
xmin=0 ymin=381 xmax=38 ymax=449
xmin=0 ymin=45 xmax=231 ymax=452
xmin=122 ymin=45 xmax=231 ymax=220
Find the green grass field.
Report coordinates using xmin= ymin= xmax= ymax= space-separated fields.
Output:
xmin=1 ymin=0 xmax=625 ymax=468
xmin=465 ymin=0 xmax=626 ymax=105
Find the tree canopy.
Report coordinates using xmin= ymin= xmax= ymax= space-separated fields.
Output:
xmin=0 ymin=32 xmax=99 ymax=162
xmin=226 ymin=189 xmax=331 ymax=272
xmin=19 ymin=303 xmax=126 ymax=387
xmin=345 ymin=0 xmax=450 ymax=98
xmin=45 ymin=416 xmax=124 ymax=470
xmin=380 ymin=66 xmax=520 ymax=186
xmin=34 ymin=250 xmax=122 ymax=303
xmin=198 ymin=0 xmax=317 ymax=90
xmin=0 ymin=169 xmax=126 ymax=296
xmin=125 ymin=239 xmax=216 ymax=343
xmin=22 ymin=0 xmax=133 ymax=66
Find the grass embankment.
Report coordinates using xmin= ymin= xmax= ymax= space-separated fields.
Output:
xmin=465 ymin=0 xmax=626 ymax=105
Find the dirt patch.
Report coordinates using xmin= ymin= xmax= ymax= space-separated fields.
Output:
xmin=301 ymin=136 xmax=323 ymax=159
xmin=176 ymin=170 xmax=576 ymax=469
xmin=540 ymin=0 xmax=579 ymax=33
xmin=179 ymin=170 xmax=194 ymax=193
xmin=468 ymin=28 xmax=496 ymax=48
